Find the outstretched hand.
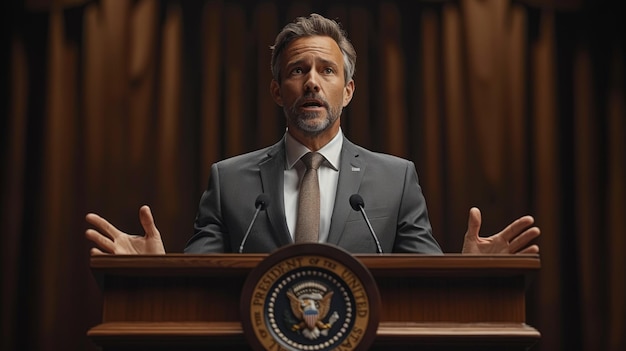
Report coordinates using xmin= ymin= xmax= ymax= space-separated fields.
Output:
xmin=462 ymin=207 xmax=540 ymax=254
xmin=85 ymin=205 xmax=166 ymax=255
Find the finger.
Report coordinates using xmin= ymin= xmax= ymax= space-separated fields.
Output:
xmin=139 ymin=205 xmax=161 ymax=240
xmin=464 ymin=207 xmax=482 ymax=240
xmin=90 ymin=247 xmax=108 ymax=255
xmin=515 ymin=244 xmax=540 ymax=254
xmin=508 ymin=227 xmax=541 ymax=253
xmin=85 ymin=213 xmax=120 ymax=240
xmin=499 ymin=215 xmax=535 ymax=242
xmin=85 ymin=228 xmax=116 ymax=253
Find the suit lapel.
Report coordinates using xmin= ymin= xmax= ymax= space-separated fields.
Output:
xmin=327 ymin=139 xmax=365 ymax=245
xmin=259 ymin=138 xmax=293 ymax=247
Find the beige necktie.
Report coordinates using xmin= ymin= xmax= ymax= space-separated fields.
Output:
xmin=295 ymin=152 xmax=325 ymax=243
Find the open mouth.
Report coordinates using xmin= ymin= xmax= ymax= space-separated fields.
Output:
xmin=300 ymin=99 xmax=326 ymax=109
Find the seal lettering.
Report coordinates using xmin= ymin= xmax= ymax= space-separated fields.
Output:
xmin=323 ymin=259 xmax=337 ymax=270
xmin=254 ymin=311 xmax=262 ymax=327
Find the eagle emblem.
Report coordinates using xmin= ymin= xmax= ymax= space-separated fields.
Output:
xmin=286 ymin=281 xmax=339 ymax=340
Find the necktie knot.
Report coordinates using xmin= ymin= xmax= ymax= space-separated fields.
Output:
xmin=301 ymin=152 xmax=324 ymax=170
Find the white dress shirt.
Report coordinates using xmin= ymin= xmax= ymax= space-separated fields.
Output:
xmin=284 ymin=129 xmax=342 ymax=243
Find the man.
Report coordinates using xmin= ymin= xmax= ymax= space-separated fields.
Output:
xmin=85 ymin=14 xmax=540 ymax=255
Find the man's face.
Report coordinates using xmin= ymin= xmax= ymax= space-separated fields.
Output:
xmin=271 ymin=36 xmax=354 ymax=137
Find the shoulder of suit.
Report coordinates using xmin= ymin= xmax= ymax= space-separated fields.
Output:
xmin=344 ymin=139 xmax=413 ymax=166
xmin=213 ymin=139 xmax=283 ymax=169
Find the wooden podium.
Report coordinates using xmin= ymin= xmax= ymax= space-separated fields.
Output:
xmin=88 ymin=254 xmax=540 ymax=350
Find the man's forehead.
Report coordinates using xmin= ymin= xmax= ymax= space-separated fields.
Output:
xmin=283 ymin=36 xmax=343 ymax=62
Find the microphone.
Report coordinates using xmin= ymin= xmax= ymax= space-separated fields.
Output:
xmin=238 ymin=194 xmax=271 ymax=253
xmin=349 ymin=194 xmax=383 ymax=254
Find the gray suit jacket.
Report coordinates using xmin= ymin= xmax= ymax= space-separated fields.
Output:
xmin=184 ymin=137 xmax=442 ymax=254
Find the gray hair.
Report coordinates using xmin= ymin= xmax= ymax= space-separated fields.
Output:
xmin=270 ymin=13 xmax=356 ymax=85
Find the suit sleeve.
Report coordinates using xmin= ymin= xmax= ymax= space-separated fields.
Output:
xmin=392 ymin=161 xmax=443 ymax=254
xmin=184 ymin=163 xmax=230 ymax=253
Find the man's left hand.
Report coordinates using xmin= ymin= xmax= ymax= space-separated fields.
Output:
xmin=462 ymin=207 xmax=541 ymax=254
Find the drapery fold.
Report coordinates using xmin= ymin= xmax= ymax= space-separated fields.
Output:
xmin=2 ymin=1 xmax=624 ymax=350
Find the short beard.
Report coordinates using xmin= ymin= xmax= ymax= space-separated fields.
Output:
xmin=284 ymin=96 xmax=343 ymax=136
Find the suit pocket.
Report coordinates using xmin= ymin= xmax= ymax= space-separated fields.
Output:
xmin=340 ymin=212 xmax=393 ymax=253
xmin=346 ymin=206 xmax=388 ymax=222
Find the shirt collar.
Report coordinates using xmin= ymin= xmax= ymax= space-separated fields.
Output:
xmin=285 ymin=128 xmax=343 ymax=171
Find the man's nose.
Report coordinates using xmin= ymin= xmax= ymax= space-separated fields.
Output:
xmin=304 ymin=72 xmax=320 ymax=92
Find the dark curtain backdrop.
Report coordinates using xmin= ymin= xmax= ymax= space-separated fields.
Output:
xmin=1 ymin=0 xmax=624 ymax=350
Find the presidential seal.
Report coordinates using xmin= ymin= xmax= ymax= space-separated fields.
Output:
xmin=240 ymin=243 xmax=380 ymax=351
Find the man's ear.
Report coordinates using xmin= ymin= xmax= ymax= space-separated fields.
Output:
xmin=343 ymin=79 xmax=355 ymax=107
xmin=270 ymin=80 xmax=283 ymax=107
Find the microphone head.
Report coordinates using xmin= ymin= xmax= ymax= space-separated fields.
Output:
xmin=255 ymin=194 xmax=271 ymax=210
xmin=349 ymin=194 xmax=365 ymax=211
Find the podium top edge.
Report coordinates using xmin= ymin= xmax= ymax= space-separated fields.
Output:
xmin=89 ymin=253 xmax=540 ymax=273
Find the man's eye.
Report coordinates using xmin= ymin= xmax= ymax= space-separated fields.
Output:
xmin=324 ymin=68 xmax=334 ymax=74
xmin=291 ymin=68 xmax=303 ymax=75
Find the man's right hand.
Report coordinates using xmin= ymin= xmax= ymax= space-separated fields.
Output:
xmin=85 ymin=205 xmax=166 ymax=255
